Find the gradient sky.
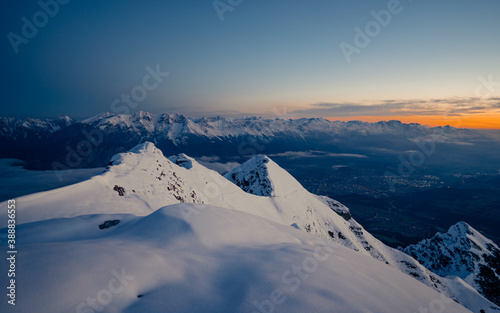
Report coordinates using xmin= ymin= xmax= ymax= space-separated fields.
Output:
xmin=1 ymin=0 xmax=499 ymax=128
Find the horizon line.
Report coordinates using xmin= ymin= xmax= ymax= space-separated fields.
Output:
xmin=2 ymin=111 xmax=500 ymax=130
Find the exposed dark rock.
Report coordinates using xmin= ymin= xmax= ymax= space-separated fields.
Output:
xmin=113 ymin=185 xmax=125 ymax=196
xmin=475 ymin=265 xmax=500 ymax=306
xmin=99 ymin=220 xmax=120 ymax=229
xmin=324 ymin=199 xmax=351 ymax=221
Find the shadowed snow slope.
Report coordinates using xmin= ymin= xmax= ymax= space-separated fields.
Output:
xmin=0 ymin=142 xmax=497 ymax=312
xmin=0 ymin=204 xmax=472 ymax=313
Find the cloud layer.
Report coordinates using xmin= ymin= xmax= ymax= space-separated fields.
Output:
xmin=268 ymin=151 xmax=367 ymax=159
xmin=291 ymin=97 xmax=500 ymax=118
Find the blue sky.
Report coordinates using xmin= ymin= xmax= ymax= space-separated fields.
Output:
xmin=1 ymin=0 xmax=499 ymax=125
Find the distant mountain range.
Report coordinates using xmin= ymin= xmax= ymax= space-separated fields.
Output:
xmin=0 ymin=111 xmax=472 ymax=141
xmin=1 ymin=142 xmax=498 ymax=312
xmin=1 ymin=111 xmax=498 ymax=173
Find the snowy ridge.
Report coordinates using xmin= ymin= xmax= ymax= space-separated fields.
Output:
xmin=79 ymin=112 xmax=477 ymax=144
xmin=0 ymin=142 xmax=497 ymax=312
xmin=403 ymin=222 xmax=500 ymax=306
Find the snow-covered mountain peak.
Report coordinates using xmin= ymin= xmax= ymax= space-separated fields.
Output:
xmin=403 ymin=221 xmax=500 ymax=306
xmin=55 ymin=115 xmax=72 ymax=123
xmin=132 ymin=110 xmax=154 ymax=119
xmin=81 ymin=112 xmax=114 ymax=124
xmin=127 ymin=141 xmax=161 ymax=155
xmin=108 ymin=142 xmax=164 ymax=169
xmin=404 ymin=221 xmax=498 ymax=275
xmin=447 ymin=221 xmax=475 ymax=237
xmin=224 ymin=154 xmax=305 ymax=197
xmin=224 ymin=155 xmax=274 ymax=196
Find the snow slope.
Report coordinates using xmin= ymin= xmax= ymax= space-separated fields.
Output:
xmin=0 ymin=204 xmax=472 ymax=313
xmin=0 ymin=142 xmax=497 ymax=312
xmin=404 ymin=222 xmax=500 ymax=306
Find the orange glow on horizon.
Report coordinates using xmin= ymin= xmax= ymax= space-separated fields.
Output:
xmin=326 ymin=114 xmax=500 ymax=129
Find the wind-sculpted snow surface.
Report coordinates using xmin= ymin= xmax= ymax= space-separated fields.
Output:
xmin=0 ymin=142 xmax=498 ymax=312
xmin=0 ymin=204 xmax=472 ymax=313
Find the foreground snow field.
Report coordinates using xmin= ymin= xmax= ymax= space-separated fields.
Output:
xmin=0 ymin=204 xmax=472 ymax=313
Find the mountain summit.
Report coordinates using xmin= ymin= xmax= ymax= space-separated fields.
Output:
xmin=224 ymin=155 xmax=306 ymax=197
xmin=404 ymin=222 xmax=500 ymax=306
